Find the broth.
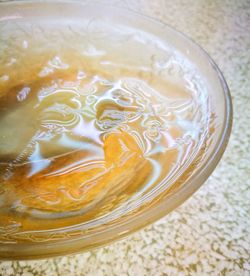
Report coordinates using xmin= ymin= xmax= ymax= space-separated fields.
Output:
xmin=0 ymin=20 xmax=209 ymax=232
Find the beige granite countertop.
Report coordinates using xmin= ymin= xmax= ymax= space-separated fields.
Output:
xmin=0 ymin=0 xmax=250 ymax=275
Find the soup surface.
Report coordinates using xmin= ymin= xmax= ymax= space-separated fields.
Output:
xmin=0 ymin=20 xmax=210 ymax=234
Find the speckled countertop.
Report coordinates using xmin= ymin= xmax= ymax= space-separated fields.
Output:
xmin=0 ymin=0 xmax=250 ymax=275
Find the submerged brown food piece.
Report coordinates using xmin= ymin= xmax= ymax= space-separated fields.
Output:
xmin=9 ymin=132 xmax=152 ymax=212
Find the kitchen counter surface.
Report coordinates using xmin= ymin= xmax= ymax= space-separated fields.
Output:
xmin=0 ymin=0 xmax=249 ymax=275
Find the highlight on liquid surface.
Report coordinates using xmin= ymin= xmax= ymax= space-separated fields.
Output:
xmin=0 ymin=19 xmax=210 ymax=235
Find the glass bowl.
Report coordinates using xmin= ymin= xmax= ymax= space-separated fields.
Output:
xmin=0 ymin=0 xmax=232 ymax=260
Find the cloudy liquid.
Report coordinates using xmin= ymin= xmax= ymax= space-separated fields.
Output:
xmin=0 ymin=21 xmax=209 ymax=232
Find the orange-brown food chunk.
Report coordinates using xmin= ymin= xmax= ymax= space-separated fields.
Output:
xmin=11 ymin=132 xmax=151 ymax=212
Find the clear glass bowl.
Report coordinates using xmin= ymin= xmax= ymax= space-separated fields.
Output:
xmin=0 ymin=0 xmax=232 ymax=260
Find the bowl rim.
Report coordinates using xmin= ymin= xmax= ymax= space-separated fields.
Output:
xmin=0 ymin=0 xmax=233 ymax=260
